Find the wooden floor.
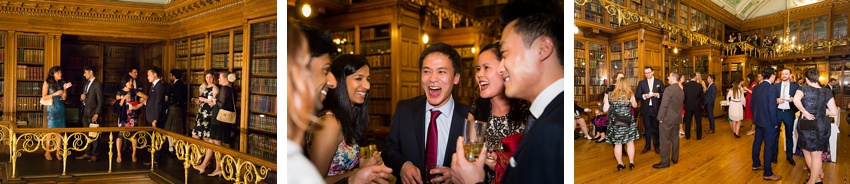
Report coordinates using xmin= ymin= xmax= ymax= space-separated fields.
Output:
xmin=575 ymin=116 xmax=850 ymax=183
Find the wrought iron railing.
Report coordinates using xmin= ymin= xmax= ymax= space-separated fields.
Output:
xmin=0 ymin=121 xmax=275 ymax=184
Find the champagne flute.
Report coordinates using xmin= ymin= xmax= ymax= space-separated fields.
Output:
xmin=463 ymin=120 xmax=487 ymax=161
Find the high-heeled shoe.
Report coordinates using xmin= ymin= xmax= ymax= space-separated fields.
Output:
xmin=193 ymin=165 xmax=206 ymax=174
xmin=629 ymin=163 xmax=635 ymax=170
xmin=595 ymin=138 xmax=606 ymax=143
xmin=208 ymin=170 xmax=222 ymax=177
xmin=617 ymin=164 xmax=626 ymax=171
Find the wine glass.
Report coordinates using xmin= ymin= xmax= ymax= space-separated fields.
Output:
xmin=463 ymin=120 xmax=487 ymax=161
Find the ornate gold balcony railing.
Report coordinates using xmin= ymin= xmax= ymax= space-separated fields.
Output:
xmin=0 ymin=121 xmax=276 ymax=184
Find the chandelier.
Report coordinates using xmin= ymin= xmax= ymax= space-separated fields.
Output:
xmin=776 ymin=6 xmax=801 ymax=55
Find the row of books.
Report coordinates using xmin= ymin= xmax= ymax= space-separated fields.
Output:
xmin=18 ymin=49 xmax=45 ymax=64
xmin=585 ymin=14 xmax=603 ymax=24
xmin=177 ymin=41 xmax=189 ymax=56
xmin=360 ymin=25 xmax=390 ymax=40
xmin=234 ymin=34 xmax=243 ymax=50
xmin=575 ymin=68 xmax=586 ymax=76
xmin=175 ymin=57 xmax=188 ymax=69
xmin=368 ymin=99 xmax=392 ymax=115
xmin=212 ymin=54 xmax=229 ymax=68
xmin=249 ymin=78 xmax=276 ymax=94
xmin=17 ymin=97 xmax=43 ymax=111
xmin=0 ymin=49 xmax=4 ymax=62
xmin=369 ymin=69 xmax=389 ymax=84
xmin=211 ymin=36 xmax=232 ymax=53
xmin=575 ymin=58 xmax=586 ymax=68
xmin=191 ymin=55 xmax=205 ymax=69
xmin=575 ymin=77 xmax=586 ymax=85
xmin=248 ymin=133 xmax=276 ymax=161
xmin=17 ymin=35 xmax=44 ymax=48
xmin=361 ymin=40 xmax=390 ymax=55
xmin=250 ymin=95 xmax=276 ymax=113
xmin=575 ymin=86 xmax=586 ymax=95
xmin=0 ymin=63 xmax=3 ymax=77
xmin=574 ymin=95 xmax=585 ymax=102
xmin=589 ymin=94 xmax=605 ymax=101
xmin=369 ymin=84 xmax=389 ymax=99
xmin=366 ymin=54 xmax=391 ymax=68
xmin=103 ymin=82 xmax=123 ymax=95
xmin=250 ymin=58 xmax=276 ymax=73
xmin=190 ymin=71 xmax=205 ymax=86
xmin=106 ymin=46 xmax=134 ymax=58
xmin=18 ymin=112 xmax=44 ymax=127
xmin=251 ymin=39 xmax=277 ymax=55
xmin=575 ymin=49 xmax=586 ymax=59
xmin=251 ymin=20 xmax=277 ymax=37
xmin=623 ymin=48 xmax=638 ymax=59
xmin=191 ymin=39 xmax=205 ymax=55
xmin=17 ymin=82 xmax=41 ymax=95
xmin=623 ymin=66 xmax=640 ymax=77
xmin=234 ymin=52 xmax=243 ymax=67
xmin=16 ymin=66 xmax=43 ymax=81
xmin=248 ymin=114 xmax=276 ymax=133
xmin=610 ymin=52 xmax=621 ymax=60
xmin=0 ymin=34 xmax=5 ymax=48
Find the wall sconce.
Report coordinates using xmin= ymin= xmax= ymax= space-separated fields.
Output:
xmin=471 ymin=47 xmax=476 ymax=54
xmin=673 ymin=48 xmax=678 ymax=54
xmin=422 ymin=34 xmax=429 ymax=44
xmin=301 ymin=3 xmax=312 ymax=18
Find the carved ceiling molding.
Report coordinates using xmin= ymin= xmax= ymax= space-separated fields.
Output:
xmin=743 ymin=0 xmax=848 ymax=25
xmin=0 ymin=0 xmax=246 ymax=25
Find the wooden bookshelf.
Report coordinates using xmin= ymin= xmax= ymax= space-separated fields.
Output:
xmin=13 ymin=33 xmax=47 ymax=127
xmin=246 ymin=19 xmax=276 ymax=162
xmin=0 ymin=32 xmax=5 ymax=120
xmin=452 ymin=45 xmax=476 ymax=106
xmin=574 ymin=40 xmax=586 ymax=102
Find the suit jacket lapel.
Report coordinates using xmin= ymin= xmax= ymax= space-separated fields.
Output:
xmin=413 ymin=97 xmax=427 ymax=163
xmin=444 ymin=103 xmax=465 ymax=164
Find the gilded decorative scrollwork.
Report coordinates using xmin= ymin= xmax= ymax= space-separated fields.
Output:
xmin=215 ymin=152 xmax=269 ymax=184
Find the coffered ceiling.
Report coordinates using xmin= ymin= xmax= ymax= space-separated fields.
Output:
xmin=710 ymin=0 xmax=824 ymax=20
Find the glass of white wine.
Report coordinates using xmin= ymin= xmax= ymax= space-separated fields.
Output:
xmin=463 ymin=120 xmax=487 ymax=161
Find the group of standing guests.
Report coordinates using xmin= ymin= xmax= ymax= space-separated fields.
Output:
xmin=748 ymin=67 xmax=838 ymax=183
xmin=40 ymin=65 xmax=239 ymax=177
xmin=726 ymin=32 xmax=780 ymax=58
xmin=288 ymin=1 xmax=565 ymax=183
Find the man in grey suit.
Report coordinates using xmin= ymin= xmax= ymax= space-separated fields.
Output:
xmin=76 ymin=66 xmax=103 ymax=162
xmin=653 ymin=72 xmax=685 ymax=169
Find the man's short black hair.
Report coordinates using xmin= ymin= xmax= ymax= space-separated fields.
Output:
xmin=418 ymin=42 xmax=461 ymax=75
xmin=506 ymin=13 xmax=564 ymax=66
xmin=299 ymin=24 xmax=338 ymax=57
xmin=149 ymin=66 xmax=162 ymax=78
xmin=83 ymin=66 xmax=97 ymax=76
xmin=170 ymin=69 xmax=183 ymax=79
xmin=761 ymin=67 xmax=775 ymax=80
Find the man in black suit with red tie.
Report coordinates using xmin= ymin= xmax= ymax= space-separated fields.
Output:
xmin=382 ymin=43 xmax=468 ymax=184
xmin=450 ymin=3 xmax=564 ymax=183
xmin=635 ymin=67 xmax=663 ymax=154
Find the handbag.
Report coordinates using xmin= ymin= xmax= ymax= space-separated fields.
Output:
xmin=88 ymin=121 xmax=100 ymax=138
xmin=719 ymin=100 xmax=729 ymax=106
xmin=611 ymin=115 xmax=632 ymax=127
xmin=216 ymin=89 xmax=237 ymax=124
xmin=40 ymin=98 xmax=53 ymax=106
xmin=799 ymin=118 xmax=818 ymax=130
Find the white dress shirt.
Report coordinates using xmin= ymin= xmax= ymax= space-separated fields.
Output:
xmin=424 ymin=96 xmax=456 ymax=167
xmin=287 ymin=140 xmax=324 ymax=183
xmin=779 ymin=81 xmax=791 ymax=110
xmin=530 ymin=78 xmax=565 ymax=119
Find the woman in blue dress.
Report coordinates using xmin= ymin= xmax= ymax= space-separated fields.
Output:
xmin=43 ymin=66 xmax=72 ymax=160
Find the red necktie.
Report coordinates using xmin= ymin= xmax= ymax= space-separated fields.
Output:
xmin=426 ymin=109 xmax=441 ymax=167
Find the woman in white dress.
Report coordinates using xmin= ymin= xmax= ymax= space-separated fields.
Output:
xmin=726 ymin=80 xmax=746 ymax=138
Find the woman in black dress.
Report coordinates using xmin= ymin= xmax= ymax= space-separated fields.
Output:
xmin=793 ymin=68 xmax=839 ymax=184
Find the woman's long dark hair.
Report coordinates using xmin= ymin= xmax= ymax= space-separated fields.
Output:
xmin=45 ymin=66 xmax=63 ymax=91
xmin=322 ymin=54 xmax=370 ymax=146
xmin=472 ymin=43 xmax=530 ymax=125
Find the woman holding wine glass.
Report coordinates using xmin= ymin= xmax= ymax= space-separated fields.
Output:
xmin=467 ymin=43 xmax=528 ymax=183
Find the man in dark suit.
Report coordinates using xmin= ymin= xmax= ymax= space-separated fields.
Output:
xmin=683 ymin=74 xmax=704 ymax=140
xmin=143 ymin=66 xmax=168 ymax=166
xmin=450 ymin=10 xmax=564 ymax=184
xmin=704 ymin=75 xmax=717 ymax=134
xmin=164 ymin=69 xmax=188 ymax=155
xmin=382 ymin=43 xmax=468 ymax=184
xmin=828 ymin=78 xmax=837 ymax=95
xmin=76 ymin=66 xmax=103 ymax=162
xmin=773 ymin=68 xmax=799 ymax=166
xmin=752 ymin=68 xmax=782 ymax=181
xmin=635 ymin=67 xmax=664 ymax=154
xmin=653 ymin=72 xmax=685 ymax=168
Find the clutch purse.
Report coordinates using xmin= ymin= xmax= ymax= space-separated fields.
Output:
xmin=40 ymin=98 xmax=53 ymax=106
xmin=799 ymin=118 xmax=818 ymax=130
xmin=719 ymin=100 xmax=729 ymax=106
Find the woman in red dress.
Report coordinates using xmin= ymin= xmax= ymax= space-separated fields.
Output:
xmin=744 ymin=74 xmax=756 ymax=135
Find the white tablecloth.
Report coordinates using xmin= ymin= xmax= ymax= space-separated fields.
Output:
xmin=786 ymin=112 xmax=839 ymax=162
